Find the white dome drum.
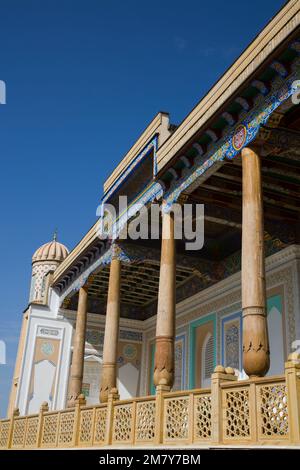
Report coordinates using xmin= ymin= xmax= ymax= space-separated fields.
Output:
xmin=30 ymin=235 xmax=69 ymax=304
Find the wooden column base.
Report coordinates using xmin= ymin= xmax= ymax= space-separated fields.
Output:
xmin=99 ymin=363 xmax=117 ymax=403
xmin=153 ymin=336 xmax=174 ymax=389
xmin=67 ymin=373 xmax=85 ymax=407
xmin=243 ymin=307 xmax=270 ymax=377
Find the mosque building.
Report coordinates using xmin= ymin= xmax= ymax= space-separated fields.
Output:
xmin=1 ymin=0 xmax=300 ymax=448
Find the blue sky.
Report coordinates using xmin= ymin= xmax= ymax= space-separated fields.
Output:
xmin=0 ymin=0 xmax=286 ymax=417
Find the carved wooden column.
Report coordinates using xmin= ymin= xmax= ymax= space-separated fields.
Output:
xmin=154 ymin=209 xmax=176 ymax=390
xmin=241 ymin=146 xmax=270 ymax=377
xmin=67 ymin=285 xmax=88 ymax=407
xmin=100 ymin=256 xmax=121 ymax=403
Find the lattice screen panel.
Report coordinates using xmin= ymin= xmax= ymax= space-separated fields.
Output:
xmin=11 ymin=417 xmax=26 ymax=448
xmin=223 ymin=387 xmax=250 ymax=440
xmin=257 ymin=384 xmax=289 ymax=439
xmin=163 ymin=396 xmax=189 ymax=442
xmin=112 ymin=404 xmax=133 ymax=444
xmin=0 ymin=420 xmax=10 ymax=448
xmin=41 ymin=413 xmax=59 ymax=447
xmin=93 ymin=407 xmax=107 ymax=445
xmin=57 ymin=411 xmax=75 ymax=447
xmin=79 ymin=408 xmax=94 ymax=446
xmin=135 ymin=400 xmax=156 ymax=443
xmin=194 ymin=394 xmax=212 ymax=441
xmin=24 ymin=416 xmax=39 ymax=448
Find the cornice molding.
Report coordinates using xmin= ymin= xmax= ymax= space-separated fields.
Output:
xmin=53 ymin=221 xmax=100 ymax=284
xmin=104 ymin=112 xmax=171 ymax=194
xmin=61 ymin=308 xmax=144 ymax=331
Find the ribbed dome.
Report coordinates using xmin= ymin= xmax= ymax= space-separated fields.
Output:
xmin=32 ymin=238 xmax=69 ymax=263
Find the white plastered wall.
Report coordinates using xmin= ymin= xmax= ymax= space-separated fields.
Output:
xmin=16 ymin=289 xmax=73 ymax=415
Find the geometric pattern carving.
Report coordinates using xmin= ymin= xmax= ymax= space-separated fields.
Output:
xmin=258 ymin=384 xmax=289 ymax=438
xmin=94 ymin=407 xmax=107 ymax=444
xmin=112 ymin=404 xmax=133 ymax=443
xmin=173 ymin=339 xmax=184 ymax=391
xmin=0 ymin=420 xmax=10 ymax=448
xmin=225 ymin=323 xmax=240 ymax=369
xmin=164 ymin=397 xmax=189 ymax=441
xmin=31 ymin=262 xmax=58 ymax=302
xmin=79 ymin=409 xmax=94 ymax=445
xmin=58 ymin=411 xmax=75 ymax=446
xmin=24 ymin=416 xmax=39 ymax=447
xmin=11 ymin=418 xmax=26 ymax=448
xmin=41 ymin=413 xmax=59 ymax=447
xmin=135 ymin=400 xmax=156 ymax=442
xmin=0 ymin=377 xmax=294 ymax=448
xmin=194 ymin=394 xmax=211 ymax=440
xmin=224 ymin=388 xmax=250 ymax=439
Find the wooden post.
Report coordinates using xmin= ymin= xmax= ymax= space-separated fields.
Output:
xmin=131 ymin=400 xmax=137 ymax=445
xmin=72 ymin=393 xmax=86 ymax=447
xmin=67 ymin=286 xmax=88 ymax=407
xmin=285 ymin=353 xmax=300 ymax=444
xmin=154 ymin=210 xmax=176 ymax=390
xmin=211 ymin=366 xmax=236 ymax=444
xmin=7 ymin=407 xmax=19 ymax=449
xmin=100 ymin=257 xmax=121 ymax=403
xmin=249 ymin=380 xmax=258 ymax=443
xmin=188 ymin=392 xmax=195 ymax=444
xmin=104 ymin=388 xmax=119 ymax=446
xmin=36 ymin=401 xmax=48 ymax=448
xmin=154 ymin=384 xmax=168 ymax=445
xmin=241 ymin=146 xmax=270 ymax=377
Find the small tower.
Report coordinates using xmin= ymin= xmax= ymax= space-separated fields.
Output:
xmin=30 ymin=233 xmax=69 ymax=303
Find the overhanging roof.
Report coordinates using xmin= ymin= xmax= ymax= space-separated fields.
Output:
xmin=156 ymin=0 xmax=300 ymax=172
xmin=52 ymin=0 xmax=300 ymax=288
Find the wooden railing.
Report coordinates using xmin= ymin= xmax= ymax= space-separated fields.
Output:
xmin=1 ymin=355 xmax=299 ymax=449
